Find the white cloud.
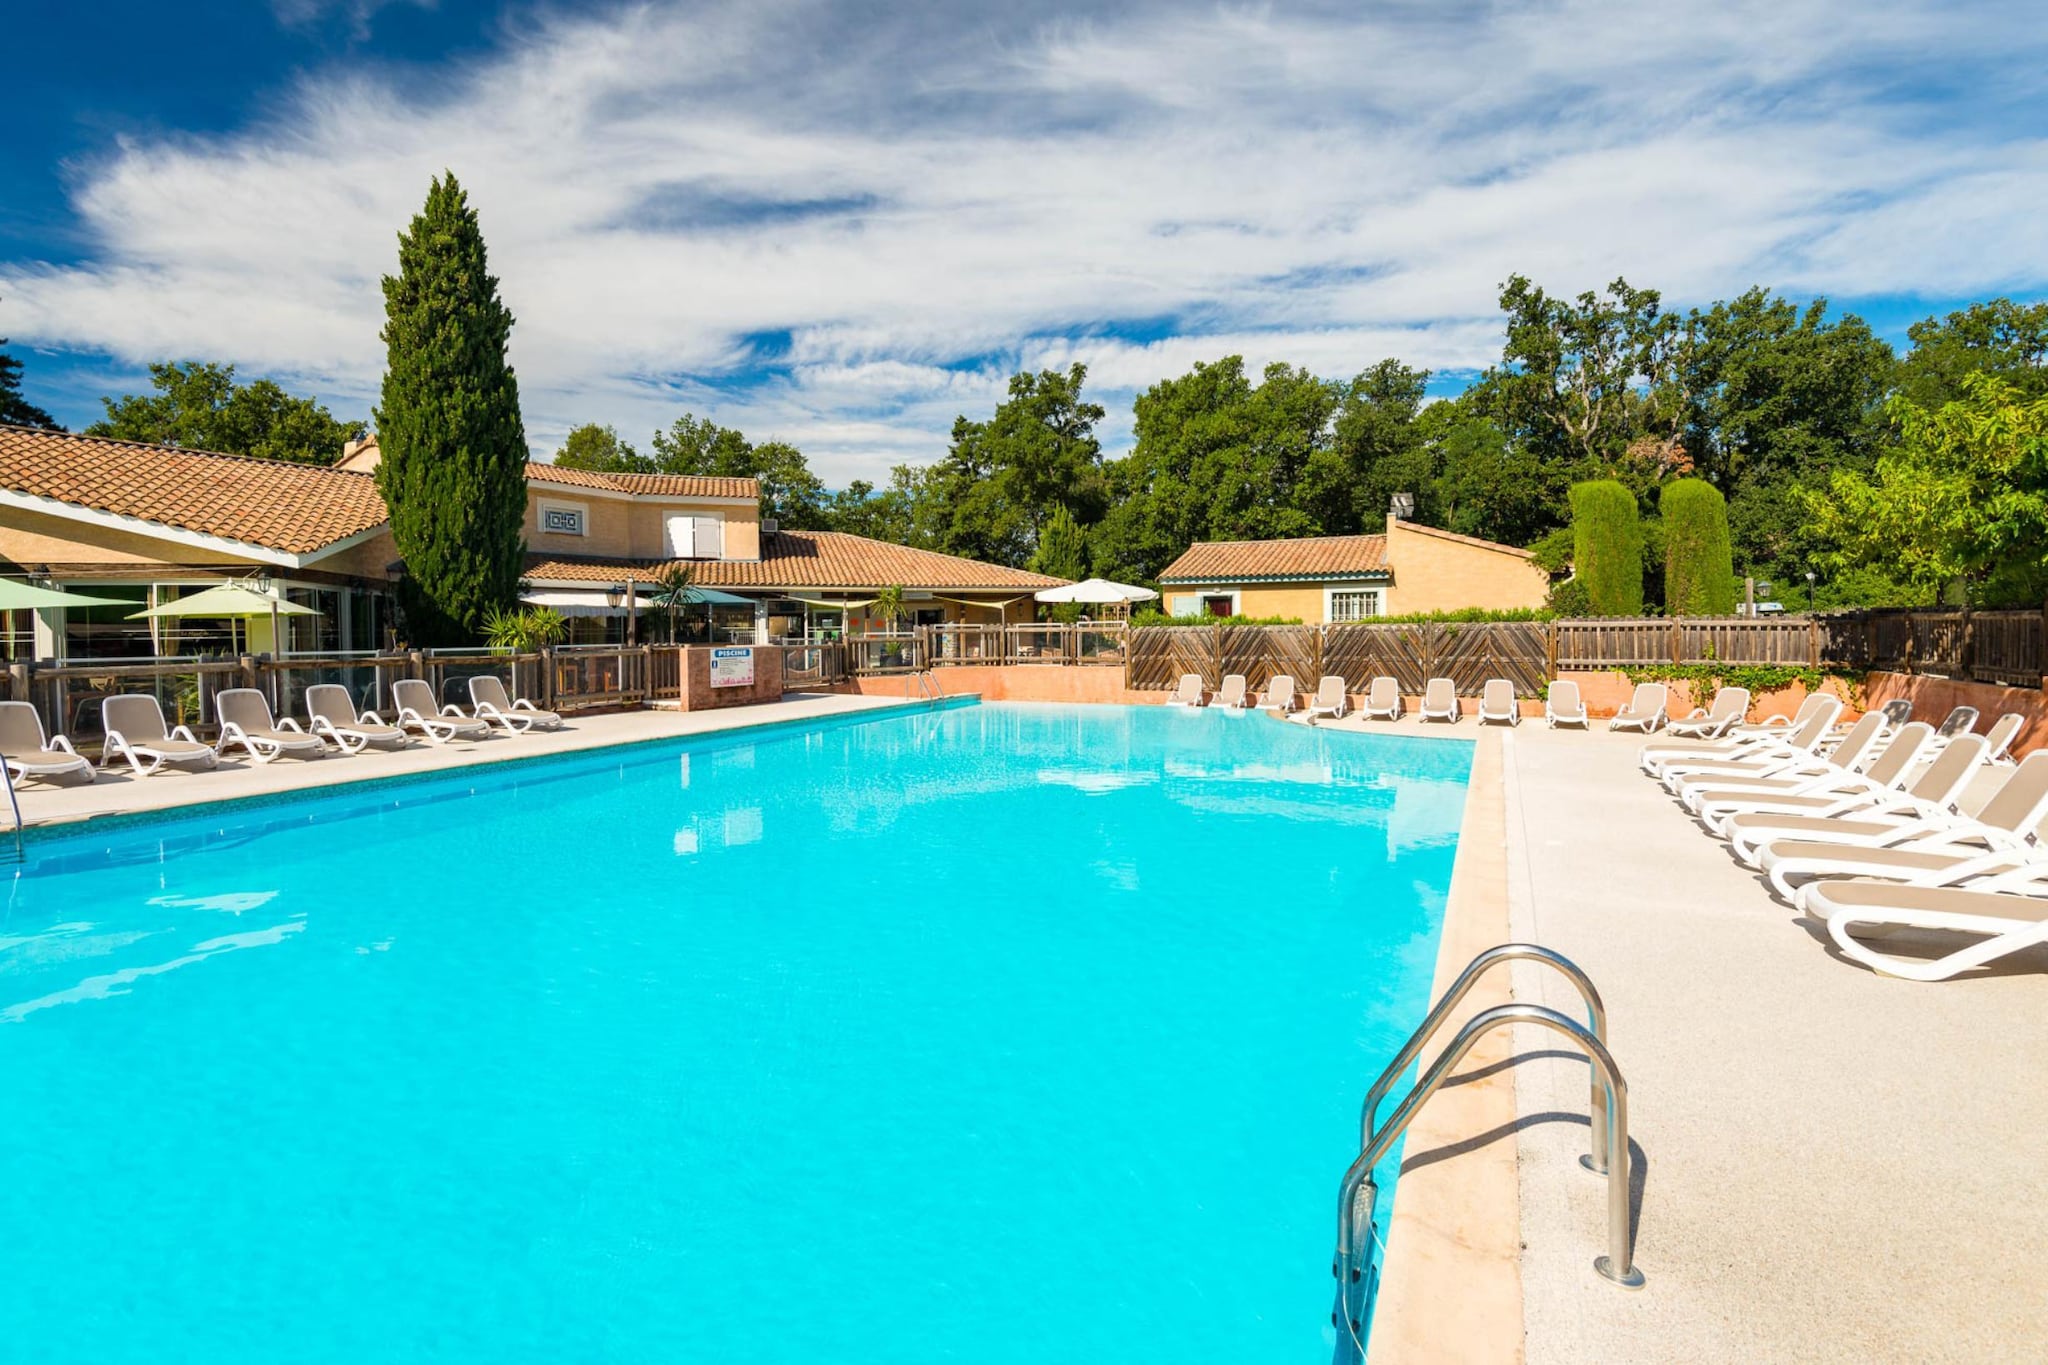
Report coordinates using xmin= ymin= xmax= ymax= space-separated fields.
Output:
xmin=6 ymin=0 xmax=2047 ymax=480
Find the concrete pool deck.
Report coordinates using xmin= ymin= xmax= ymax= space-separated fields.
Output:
xmin=1296 ymin=708 xmax=2048 ymax=1361
xmin=8 ymin=692 xmax=916 ymax=831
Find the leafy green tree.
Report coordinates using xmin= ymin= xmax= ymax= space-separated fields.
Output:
xmin=88 ymin=361 xmax=361 ymax=462
xmin=1423 ymin=401 xmax=1562 ymax=547
xmin=650 ymin=415 xmax=828 ymax=528
xmin=1480 ymin=275 xmax=1670 ymax=474
xmin=1659 ymin=478 xmax=1736 ymax=615
xmin=1568 ymin=479 xmax=1644 ymax=615
xmin=1030 ymin=504 xmax=1089 ymax=580
xmin=1895 ymin=298 xmax=2048 ymax=408
xmin=1320 ymin=359 xmax=1432 ymax=530
xmin=0 ymin=314 xmax=60 ymax=429
xmin=930 ymin=364 xmax=1107 ymax=567
xmin=825 ymin=465 xmax=938 ymax=545
xmin=375 ymin=173 xmax=530 ymax=644
xmin=553 ymin=422 xmax=648 ymax=473
xmin=1806 ymin=374 xmax=2048 ymax=606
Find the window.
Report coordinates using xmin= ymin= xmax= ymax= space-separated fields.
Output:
xmin=539 ymin=501 xmax=586 ymax=536
xmin=1328 ymin=590 xmax=1382 ymax=622
xmin=664 ymin=512 xmax=725 ymax=558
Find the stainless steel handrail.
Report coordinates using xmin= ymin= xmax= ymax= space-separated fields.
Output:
xmin=1361 ymin=943 xmax=1610 ymax=1173
xmin=1332 ymin=1004 xmax=1643 ymax=1356
xmin=0 ymin=758 xmax=23 ymax=861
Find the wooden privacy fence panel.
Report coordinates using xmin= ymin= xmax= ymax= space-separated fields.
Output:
xmin=1224 ymin=624 xmax=1318 ymax=694
xmin=1323 ymin=624 xmax=1429 ymax=693
xmin=1969 ymin=611 xmax=2045 ymax=686
xmin=1126 ymin=626 xmax=1220 ymax=691
xmin=1433 ymin=622 xmax=1551 ymax=695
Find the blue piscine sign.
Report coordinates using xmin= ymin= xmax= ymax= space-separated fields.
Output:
xmin=710 ymin=647 xmax=755 ymax=688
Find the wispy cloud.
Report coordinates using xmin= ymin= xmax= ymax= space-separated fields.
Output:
xmin=270 ymin=0 xmax=436 ymax=41
xmin=6 ymin=0 xmax=2047 ymax=482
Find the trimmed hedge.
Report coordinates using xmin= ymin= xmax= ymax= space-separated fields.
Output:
xmin=1568 ymin=480 xmax=1645 ymax=615
xmin=1660 ymin=478 xmax=1736 ymax=615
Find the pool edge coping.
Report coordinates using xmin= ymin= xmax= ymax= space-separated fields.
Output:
xmin=1366 ymin=727 xmax=1526 ymax=1364
xmin=16 ymin=693 xmax=979 ymax=845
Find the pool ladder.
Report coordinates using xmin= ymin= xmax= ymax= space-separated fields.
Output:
xmin=908 ymin=669 xmax=943 ymax=707
xmin=0 ymin=758 xmax=22 ymax=863
xmin=1331 ymin=944 xmax=1641 ymax=1362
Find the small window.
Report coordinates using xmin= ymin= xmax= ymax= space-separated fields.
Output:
xmin=539 ymin=502 xmax=586 ymax=536
xmin=1329 ymin=590 xmax=1382 ymax=622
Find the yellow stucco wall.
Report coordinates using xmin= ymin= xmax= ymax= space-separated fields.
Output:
xmin=1381 ymin=518 xmax=1550 ymax=614
xmin=523 ymin=489 xmax=763 ymax=562
xmin=0 ymin=506 xmax=398 ymax=577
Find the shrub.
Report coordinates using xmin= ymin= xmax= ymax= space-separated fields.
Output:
xmin=1546 ymin=578 xmax=1593 ymax=616
xmin=1569 ymin=480 xmax=1644 ymax=615
xmin=1130 ymin=611 xmax=1304 ymax=627
xmin=1659 ymin=478 xmax=1736 ymax=615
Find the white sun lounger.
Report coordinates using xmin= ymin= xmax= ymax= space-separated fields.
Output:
xmin=1684 ymin=715 xmax=1916 ymax=825
xmin=1214 ymin=674 xmax=1250 ymax=709
xmin=305 ymin=684 xmax=411 ymax=753
xmin=1607 ymin=682 xmax=1668 ymax=733
xmin=1363 ymin=676 xmax=1401 ymax=721
xmin=100 ymin=694 xmax=220 ymax=777
xmin=1165 ymin=674 xmax=1206 ymax=707
xmin=1977 ymin=713 xmax=2024 ymax=766
xmin=469 ymin=676 xmax=563 ymax=732
xmin=1638 ymin=696 xmax=1841 ymax=777
xmin=1728 ymin=692 xmax=1840 ymax=738
xmin=1419 ymin=678 xmax=1458 ymax=723
xmin=1260 ymin=675 xmax=1299 ymax=713
xmin=215 ymin=688 xmax=326 ymax=764
xmin=1652 ymin=699 xmax=1844 ymax=789
xmin=0 ymin=701 xmax=92 ymax=785
xmin=1305 ymin=675 xmax=1349 ymax=723
xmin=1801 ymin=879 xmax=2048 ymax=981
xmin=1662 ymin=687 xmax=1751 ymax=740
xmin=1476 ymin=679 xmax=1520 ymax=727
xmin=1722 ymin=733 xmax=1989 ymax=867
xmin=1766 ymin=752 xmax=2048 ymax=902
xmin=391 ymin=678 xmax=491 ymax=744
xmin=1543 ymin=679 xmax=1587 ymax=729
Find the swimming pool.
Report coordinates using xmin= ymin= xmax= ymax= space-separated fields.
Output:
xmin=0 ymin=702 xmax=1470 ymax=1361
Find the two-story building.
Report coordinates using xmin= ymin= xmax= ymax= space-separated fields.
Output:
xmin=0 ymin=425 xmax=1059 ymax=659
xmin=1156 ymin=514 xmax=1551 ymax=622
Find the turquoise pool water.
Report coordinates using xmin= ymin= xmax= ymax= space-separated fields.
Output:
xmin=0 ymin=703 xmax=1469 ymax=1362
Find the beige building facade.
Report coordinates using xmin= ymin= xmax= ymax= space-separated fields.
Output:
xmin=1157 ymin=517 xmax=1551 ymax=622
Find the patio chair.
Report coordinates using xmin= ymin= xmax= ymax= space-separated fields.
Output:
xmin=1260 ymin=674 xmax=1298 ymax=713
xmin=0 ymin=701 xmax=92 ymax=785
xmin=1543 ymin=680 xmax=1587 ymax=729
xmin=215 ymin=689 xmax=326 ymax=764
xmin=1979 ymin=713 xmax=2024 ymax=766
xmin=391 ymin=678 xmax=491 ymax=744
xmin=1305 ymin=675 xmax=1349 ymax=724
xmin=1165 ymin=674 xmax=1206 ymax=708
xmin=1915 ymin=706 xmax=1981 ymax=758
xmin=1476 ymin=679 xmax=1519 ymax=727
xmin=1801 ymin=879 xmax=2048 ymax=982
xmin=1607 ymin=682 xmax=1668 ymax=733
xmin=470 ymin=675 xmax=564 ymax=732
xmin=1722 ymin=732 xmax=1987 ymax=867
xmin=1213 ymin=674 xmax=1251 ymax=709
xmin=1363 ymin=676 xmax=1402 ymax=722
xmin=1419 ymin=678 xmax=1459 ymax=723
xmin=100 ymin=694 xmax=219 ymax=777
xmin=1763 ymin=751 xmax=2048 ymax=902
xmin=305 ymin=684 xmax=410 ymax=754
xmin=1663 ymin=687 xmax=1751 ymax=740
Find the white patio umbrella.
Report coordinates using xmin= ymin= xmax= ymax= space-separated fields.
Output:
xmin=130 ymin=582 xmax=321 ymax=655
xmin=1032 ymin=578 xmax=1159 ymax=605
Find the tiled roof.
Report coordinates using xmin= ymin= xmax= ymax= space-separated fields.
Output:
xmin=1158 ymin=534 xmax=1391 ymax=582
xmin=528 ymin=530 xmax=1065 ymax=591
xmin=0 ymin=424 xmax=388 ymax=555
xmin=524 ymin=463 xmax=758 ymax=500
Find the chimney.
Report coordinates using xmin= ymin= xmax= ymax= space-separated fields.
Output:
xmin=1390 ymin=492 xmax=1416 ymax=521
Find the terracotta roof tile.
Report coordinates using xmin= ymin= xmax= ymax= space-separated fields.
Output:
xmin=0 ymin=424 xmax=387 ymax=555
xmin=527 ymin=530 xmax=1064 ymax=591
xmin=524 ymin=463 xmax=758 ymax=500
xmin=1158 ymin=534 xmax=1390 ymax=582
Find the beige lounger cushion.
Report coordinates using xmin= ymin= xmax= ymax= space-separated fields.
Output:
xmin=1801 ymin=879 xmax=2048 ymax=926
xmin=1762 ymin=840 xmax=2007 ymax=880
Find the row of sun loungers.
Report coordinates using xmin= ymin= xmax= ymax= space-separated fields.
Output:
xmin=1641 ymin=692 xmax=2046 ymax=981
xmin=0 ymin=676 xmax=564 ymax=786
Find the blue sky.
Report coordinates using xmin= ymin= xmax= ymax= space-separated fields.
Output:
xmin=4 ymin=0 xmax=2046 ymax=485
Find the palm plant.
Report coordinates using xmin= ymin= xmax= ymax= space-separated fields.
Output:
xmin=871 ymin=584 xmax=908 ymax=632
xmin=482 ymin=604 xmax=569 ymax=652
xmin=648 ymin=564 xmax=697 ymax=642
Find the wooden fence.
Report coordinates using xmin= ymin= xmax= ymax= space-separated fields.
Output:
xmin=1122 ymin=610 xmax=2048 ymax=695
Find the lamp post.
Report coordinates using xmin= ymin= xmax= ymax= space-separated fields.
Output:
xmin=1804 ymin=571 xmax=1816 ymax=615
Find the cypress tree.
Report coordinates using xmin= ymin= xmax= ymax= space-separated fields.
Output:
xmin=1568 ymin=479 xmax=1645 ymax=615
xmin=375 ymin=174 xmax=529 ymax=644
xmin=1030 ymin=505 xmax=1090 ymax=581
xmin=1659 ymin=478 xmax=1736 ymax=615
